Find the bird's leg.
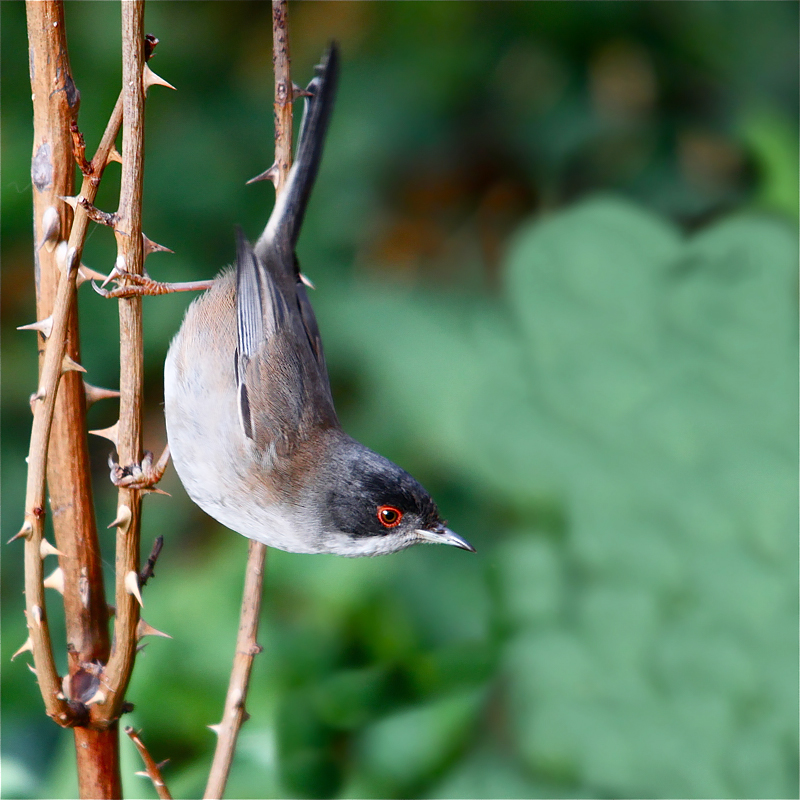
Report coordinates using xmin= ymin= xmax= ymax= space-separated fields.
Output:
xmin=108 ymin=445 xmax=171 ymax=495
xmin=92 ymin=270 xmax=214 ymax=299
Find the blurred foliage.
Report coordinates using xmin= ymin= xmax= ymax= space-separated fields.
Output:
xmin=1 ymin=2 xmax=797 ymax=799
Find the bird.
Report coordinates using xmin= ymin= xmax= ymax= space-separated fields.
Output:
xmin=163 ymin=44 xmax=474 ymax=557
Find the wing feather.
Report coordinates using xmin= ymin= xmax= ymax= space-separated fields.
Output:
xmin=233 ymin=45 xmax=340 ymax=454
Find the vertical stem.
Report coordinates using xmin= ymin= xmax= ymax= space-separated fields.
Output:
xmin=271 ymin=0 xmax=293 ymax=195
xmin=94 ymin=0 xmax=146 ymax=726
xmin=75 ymin=728 xmax=122 ymax=800
xmin=25 ymin=1 xmax=121 ymax=795
xmin=23 ymin=0 xmax=78 ymax=726
xmin=203 ymin=541 xmax=267 ymax=800
xmin=203 ymin=3 xmax=293 ymax=797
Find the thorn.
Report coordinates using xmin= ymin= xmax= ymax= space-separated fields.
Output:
xmin=17 ymin=316 xmax=54 ymax=338
xmin=142 ymin=234 xmax=174 ymax=260
xmin=43 ymin=567 xmax=65 ymax=594
xmin=76 ymin=264 xmax=108 ymax=287
xmin=136 ymin=642 xmax=149 ymax=654
xmin=85 ymin=687 xmax=106 ymax=707
xmin=142 ymin=63 xmax=176 ymax=93
xmin=54 ymin=240 xmax=69 ymax=273
xmin=59 ymin=195 xmax=79 ymax=211
xmin=107 ymin=504 xmax=132 ymax=531
xmin=65 ymin=246 xmax=78 ymax=275
xmin=89 ymin=421 xmax=119 ymax=448
xmin=61 ymin=354 xmax=87 ymax=374
xmin=11 ymin=637 xmax=33 ymax=661
xmin=8 ymin=520 xmax=34 ymax=544
xmin=30 ymin=391 xmax=46 ymax=414
xmin=291 ymin=83 xmax=313 ymax=100
xmin=134 ymin=771 xmax=150 ymax=779
xmin=84 ymin=382 xmax=120 ymax=408
xmin=246 ymin=164 xmax=278 ymax=186
xmin=107 ymin=147 xmax=123 ymax=165
xmin=207 ymin=723 xmax=222 ymax=736
xmin=102 ymin=256 xmax=126 ymax=287
xmin=27 ymin=663 xmax=38 ymax=676
xmin=39 ymin=206 xmax=61 ymax=252
xmin=40 ymin=538 xmax=65 ymax=559
xmin=54 ymin=241 xmax=78 ymax=277
xmin=136 ymin=618 xmax=171 ymax=641
xmin=142 ymin=486 xmax=171 ymax=497
xmin=125 ymin=570 xmax=144 ymax=607
xmin=299 ymin=273 xmax=316 ymax=290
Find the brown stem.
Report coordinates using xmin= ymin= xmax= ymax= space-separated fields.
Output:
xmin=93 ymin=0 xmax=147 ymax=726
xmin=74 ymin=728 xmax=122 ymax=800
xmin=271 ymin=0 xmax=293 ymax=196
xmin=139 ymin=536 xmax=165 ymax=587
xmin=203 ymin=11 xmax=295 ymax=795
xmin=126 ymin=726 xmax=173 ymax=799
xmin=23 ymin=0 xmax=81 ymax=730
xmin=203 ymin=540 xmax=267 ymax=799
xmin=25 ymin=2 xmax=125 ymax=795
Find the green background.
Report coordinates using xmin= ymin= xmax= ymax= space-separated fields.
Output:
xmin=1 ymin=2 xmax=797 ymax=798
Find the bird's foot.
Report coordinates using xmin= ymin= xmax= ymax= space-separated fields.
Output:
xmin=92 ymin=270 xmax=213 ymax=298
xmin=109 ymin=445 xmax=171 ymax=495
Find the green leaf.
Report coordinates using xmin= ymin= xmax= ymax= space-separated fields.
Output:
xmin=356 ymin=688 xmax=485 ymax=791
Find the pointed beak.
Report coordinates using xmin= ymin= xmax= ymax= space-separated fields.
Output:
xmin=415 ymin=524 xmax=476 ymax=552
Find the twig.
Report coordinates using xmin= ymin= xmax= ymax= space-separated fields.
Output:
xmin=68 ymin=88 xmax=128 ymax=792
xmin=126 ymin=726 xmax=173 ymax=799
xmin=203 ymin=7 xmax=293 ymax=797
xmin=139 ymin=536 xmax=165 ymax=587
xmin=94 ymin=0 xmax=148 ymax=724
xmin=203 ymin=540 xmax=267 ymax=799
xmin=271 ymin=0 xmax=293 ymax=196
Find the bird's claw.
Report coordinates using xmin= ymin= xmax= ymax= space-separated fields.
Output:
xmin=92 ymin=272 xmax=214 ymax=298
xmin=108 ymin=445 xmax=171 ymax=494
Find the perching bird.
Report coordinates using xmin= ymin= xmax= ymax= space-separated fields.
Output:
xmin=164 ymin=44 xmax=474 ymax=556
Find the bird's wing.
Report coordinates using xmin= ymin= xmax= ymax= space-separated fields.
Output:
xmin=235 ymin=45 xmax=340 ymax=455
xmin=235 ymin=232 xmax=338 ymax=455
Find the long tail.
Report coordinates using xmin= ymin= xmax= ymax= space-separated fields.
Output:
xmin=254 ymin=43 xmax=339 ymax=263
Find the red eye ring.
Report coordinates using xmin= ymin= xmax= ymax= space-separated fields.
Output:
xmin=377 ymin=505 xmax=403 ymax=528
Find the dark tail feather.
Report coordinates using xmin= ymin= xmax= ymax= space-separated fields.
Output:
xmin=254 ymin=43 xmax=339 ymax=261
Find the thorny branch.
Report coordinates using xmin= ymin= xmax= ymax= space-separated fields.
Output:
xmin=126 ymin=726 xmax=173 ymax=800
xmin=203 ymin=2 xmax=294 ymax=797
xmin=20 ymin=2 xmax=172 ymax=796
xmin=21 ymin=0 xmax=125 ymax=738
xmin=92 ymin=0 xmax=148 ymax=726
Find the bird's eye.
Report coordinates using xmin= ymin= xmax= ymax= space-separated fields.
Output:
xmin=377 ymin=505 xmax=403 ymax=528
